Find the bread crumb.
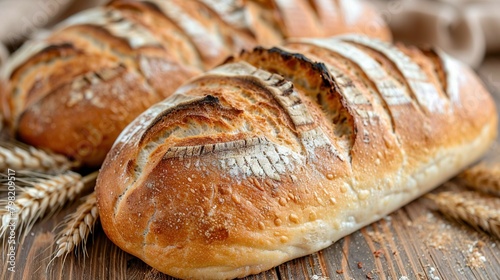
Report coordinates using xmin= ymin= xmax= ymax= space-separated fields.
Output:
xmin=336 ymin=269 xmax=343 ymax=274
xmin=373 ymin=250 xmax=383 ymax=258
xmin=426 ymin=230 xmax=452 ymax=250
xmin=367 ymin=230 xmax=384 ymax=244
xmin=465 ymin=241 xmax=487 ymax=268
xmin=311 ymin=275 xmax=329 ymax=280
xmin=426 ymin=265 xmax=440 ymax=280
xmin=357 ymin=262 xmax=363 ymax=269
xmin=410 ymin=208 xmax=453 ymax=250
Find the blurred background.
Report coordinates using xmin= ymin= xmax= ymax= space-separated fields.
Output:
xmin=0 ymin=0 xmax=106 ymax=64
xmin=373 ymin=0 xmax=500 ymax=68
xmin=0 ymin=0 xmax=500 ymax=68
xmin=2 ymin=0 xmax=498 ymax=106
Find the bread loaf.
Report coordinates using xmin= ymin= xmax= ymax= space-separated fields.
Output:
xmin=0 ymin=0 xmax=389 ymax=168
xmin=95 ymin=35 xmax=497 ymax=279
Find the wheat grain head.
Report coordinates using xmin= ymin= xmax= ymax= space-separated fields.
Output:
xmin=50 ymin=192 xmax=99 ymax=264
xmin=0 ymin=171 xmax=97 ymax=240
xmin=459 ymin=163 xmax=500 ymax=197
xmin=0 ymin=141 xmax=76 ymax=172
xmin=428 ymin=191 xmax=500 ymax=239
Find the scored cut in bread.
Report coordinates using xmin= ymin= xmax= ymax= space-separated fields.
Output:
xmin=0 ymin=0 xmax=389 ymax=168
xmin=95 ymin=35 xmax=498 ymax=279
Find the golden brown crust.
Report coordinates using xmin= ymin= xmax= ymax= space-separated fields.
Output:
xmin=96 ymin=36 xmax=497 ymax=279
xmin=1 ymin=0 xmax=390 ymax=168
xmin=18 ymin=65 xmax=156 ymax=167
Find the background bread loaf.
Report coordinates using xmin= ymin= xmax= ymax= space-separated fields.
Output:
xmin=0 ymin=0 xmax=390 ymax=168
xmin=95 ymin=35 xmax=497 ymax=279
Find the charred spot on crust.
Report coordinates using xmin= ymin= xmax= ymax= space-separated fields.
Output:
xmin=138 ymin=95 xmax=239 ymax=145
xmin=39 ymin=43 xmax=76 ymax=55
xmin=126 ymin=159 xmax=136 ymax=176
xmin=222 ymin=54 xmax=236 ymax=65
xmin=250 ymin=46 xmax=337 ymax=91
xmin=199 ymin=94 xmax=219 ymax=106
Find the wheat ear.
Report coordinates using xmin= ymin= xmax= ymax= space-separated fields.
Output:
xmin=0 ymin=141 xmax=76 ymax=172
xmin=0 ymin=171 xmax=98 ymax=238
xmin=427 ymin=191 xmax=500 ymax=239
xmin=459 ymin=163 xmax=500 ymax=196
xmin=52 ymin=192 xmax=99 ymax=261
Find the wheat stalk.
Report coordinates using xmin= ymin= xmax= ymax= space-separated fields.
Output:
xmin=0 ymin=171 xmax=98 ymax=239
xmin=459 ymin=163 xmax=500 ymax=196
xmin=0 ymin=141 xmax=76 ymax=172
xmin=51 ymin=192 xmax=99 ymax=262
xmin=427 ymin=191 xmax=500 ymax=239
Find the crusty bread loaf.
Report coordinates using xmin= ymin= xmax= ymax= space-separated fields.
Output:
xmin=0 ymin=0 xmax=389 ymax=168
xmin=95 ymin=35 xmax=497 ymax=279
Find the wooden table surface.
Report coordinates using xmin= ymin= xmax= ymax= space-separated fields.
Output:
xmin=2 ymin=57 xmax=500 ymax=280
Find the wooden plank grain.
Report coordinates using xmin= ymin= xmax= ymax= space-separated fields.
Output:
xmin=3 ymin=57 xmax=500 ymax=279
